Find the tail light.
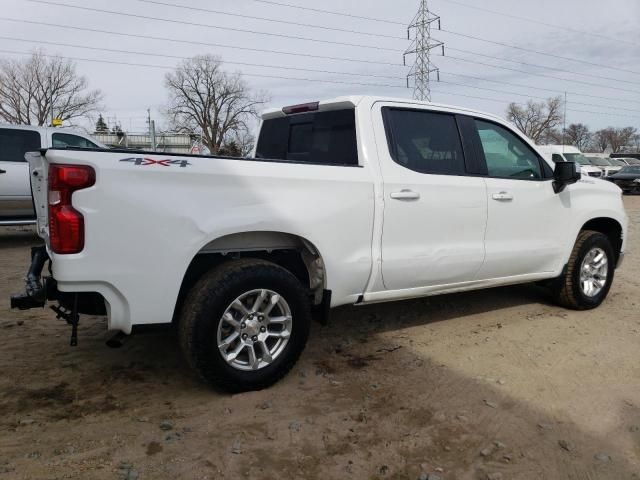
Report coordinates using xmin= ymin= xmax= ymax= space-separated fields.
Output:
xmin=48 ymin=164 xmax=95 ymax=254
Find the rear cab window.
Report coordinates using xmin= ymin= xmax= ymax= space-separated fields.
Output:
xmin=0 ymin=128 xmax=41 ymax=162
xmin=255 ymin=109 xmax=358 ymax=166
xmin=52 ymin=133 xmax=99 ymax=149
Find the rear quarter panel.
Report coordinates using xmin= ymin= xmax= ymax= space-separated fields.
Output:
xmin=42 ymin=150 xmax=376 ymax=332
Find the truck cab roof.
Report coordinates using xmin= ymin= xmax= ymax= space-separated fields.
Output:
xmin=261 ymin=95 xmax=512 ymax=127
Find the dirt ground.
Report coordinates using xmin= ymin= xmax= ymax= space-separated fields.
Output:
xmin=0 ymin=198 xmax=639 ymax=480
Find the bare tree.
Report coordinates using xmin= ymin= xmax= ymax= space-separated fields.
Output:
xmin=632 ymin=133 xmax=640 ymax=153
xmin=591 ymin=129 xmax=610 ymax=152
xmin=165 ymin=55 xmax=268 ymax=155
xmin=563 ymin=123 xmax=591 ymax=150
xmin=506 ymin=96 xmax=563 ymax=143
xmin=0 ymin=51 xmax=102 ymax=126
xmin=605 ymin=126 xmax=638 ymax=153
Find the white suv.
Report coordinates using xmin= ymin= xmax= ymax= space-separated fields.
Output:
xmin=0 ymin=125 xmax=104 ymax=225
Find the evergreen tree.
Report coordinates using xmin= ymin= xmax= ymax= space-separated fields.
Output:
xmin=95 ymin=114 xmax=108 ymax=133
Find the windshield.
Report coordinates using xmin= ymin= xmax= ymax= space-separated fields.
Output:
xmin=589 ymin=157 xmax=612 ymax=166
xmin=609 ymin=159 xmax=626 ymax=166
xmin=619 ymin=166 xmax=640 ymax=174
xmin=563 ymin=153 xmax=591 ymax=165
xmin=621 ymin=158 xmax=640 ymax=165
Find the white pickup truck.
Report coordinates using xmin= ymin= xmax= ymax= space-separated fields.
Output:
xmin=11 ymin=96 xmax=628 ymax=392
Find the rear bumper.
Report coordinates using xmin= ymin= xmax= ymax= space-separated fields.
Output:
xmin=617 ymin=251 xmax=625 ymax=269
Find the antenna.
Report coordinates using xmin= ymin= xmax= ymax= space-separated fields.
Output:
xmin=404 ymin=0 xmax=444 ymax=102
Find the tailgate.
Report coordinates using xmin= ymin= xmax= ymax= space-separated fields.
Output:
xmin=26 ymin=151 xmax=49 ymax=241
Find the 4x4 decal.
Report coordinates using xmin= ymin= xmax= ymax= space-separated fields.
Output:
xmin=120 ymin=157 xmax=191 ymax=168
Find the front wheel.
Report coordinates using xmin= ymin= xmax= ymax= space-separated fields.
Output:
xmin=552 ymin=230 xmax=615 ymax=310
xmin=178 ymin=259 xmax=311 ymax=392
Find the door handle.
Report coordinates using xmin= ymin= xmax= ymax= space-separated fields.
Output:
xmin=390 ymin=189 xmax=420 ymax=200
xmin=0 ymin=169 xmax=6 ymax=174
xmin=492 ymin=191 xmax=514 ymax=201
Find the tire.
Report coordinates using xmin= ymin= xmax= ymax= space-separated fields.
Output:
xmin=178 ymin=258 xmax=311 ymax=392
xmin=552 ymin=230 xmax=615 ymax=310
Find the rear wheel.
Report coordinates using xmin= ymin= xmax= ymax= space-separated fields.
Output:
xmin=178 ymin=259 xmax=311 ymax=392
xmin=552 ymin=230 xmax=615 ymax=310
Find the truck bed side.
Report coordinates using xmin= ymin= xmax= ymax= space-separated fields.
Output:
xmin=29 ymin=149 xmax=376 ymax=332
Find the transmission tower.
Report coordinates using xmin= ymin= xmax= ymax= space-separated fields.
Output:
xmin=404 ymin=0 xmax=444 ymax=102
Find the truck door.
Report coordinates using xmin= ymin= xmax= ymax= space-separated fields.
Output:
xmin=470 ymin=118 xmax=569 ymax=279
xmin=374 ymin=105 xmax=488 ymax=291
xmin=0 ymin=128 xmax=41 ymax=219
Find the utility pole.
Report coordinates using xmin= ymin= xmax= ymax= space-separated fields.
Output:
xmin=49 ymin=74 xmax=54 ymax=127
xmin=147 ymin=108 xmax=157 ymax=152
xmin=562 ymin=91 xmax=567 ymax=149
xmin=404 ymin=0 xmax=444 ymax=102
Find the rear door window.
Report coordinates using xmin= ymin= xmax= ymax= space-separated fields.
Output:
xmin=0 ymin=129 xmax=41 ymax=162
xmin=52 ymin=133 xmax=99 ymax=149
xmin=255 ymin=109 xmax=358 ymax=165
xmin=383 ymin=108 xmax=466 ymax=175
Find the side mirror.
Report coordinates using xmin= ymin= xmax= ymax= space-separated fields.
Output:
xmin=553 ymin=161 xmax=581 ymax=193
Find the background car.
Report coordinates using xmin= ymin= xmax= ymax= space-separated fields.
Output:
xmin=0 ymin=125 xmax=105 ymax=225
xmin=586 ymin=156 xmax=624 ymax=177
xmin=613 ymin=157 xmax=640 ymax=166
xmin=607 ymin=165 xmax=640 ymax=194
xmin=537 ymin=145 xmax=603 ymax=178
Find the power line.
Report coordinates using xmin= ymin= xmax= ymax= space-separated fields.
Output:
xmin=443 ymin=54 xmax=640 ymax=96
xmin=28 ymin=0 xmax=640 ymax=79
xmin=436 ymin=0 xmax=640 ymax=47
xmin=243 ymin=0 xmax=640 ymax=76
xmin=440 ymin=29 xmax=640 ymax=76
xmin=16 ymin=12 xmax=638 ymax=106
xmin=6 ymin=32 xmax=639 ymax=114
xmin=5 ymin=49 xmax=640 ymax=118
xmin=0 ymin=48 xmax=408 ymax=89
xmin=442 ymin=72 xmax=640 ymax=106
xmin=439 ymin=79 xmax=640 ymax=114
xmin=247 ymin=0 xmax=640 ymax=77
xmin=447 ymin=47 xmax=640 ymax=88
xmin=0 ymin=35 xmax=405 ymax=80
xmin=244 ymin=0 xmax=405 ymax=25
xmin=439 ymin=78 xmax=640 ymax=114
xmin=136 ymin=0 xmax=406 ymax=40
xmin=431 ymin=88 xmax=640 ymax=120
xmin=27 ymin=0 xmax=399 ymax=53
xmin=3 ymin=20 xmax=639 ymax=113
xmin=0 ymin=17 xmax=403 ymax=68
xmin=27 ymin=0 xmax=640 ymax=81
xmin=4 ymin=28 xmax=640 ymax=115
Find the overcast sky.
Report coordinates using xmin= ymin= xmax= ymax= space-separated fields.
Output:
xmin=3 ymin=0 xmax=639 ymax=134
